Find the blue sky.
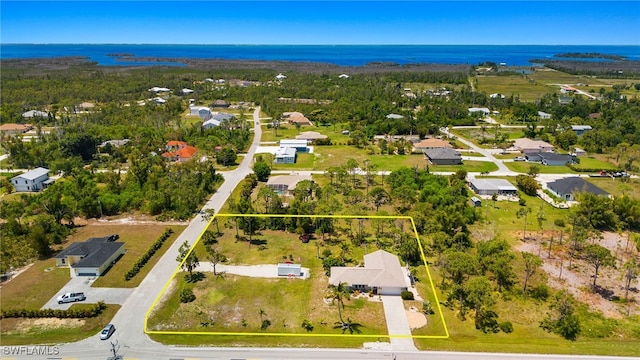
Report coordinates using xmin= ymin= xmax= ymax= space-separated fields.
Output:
xmin=1 ymin=1 xmax=638 ymax=45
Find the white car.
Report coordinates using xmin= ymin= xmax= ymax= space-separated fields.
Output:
xmin=57 ymin=292 xmax=86 ymax=304
xmin=514 ymin=157 xmax=526 ymax=162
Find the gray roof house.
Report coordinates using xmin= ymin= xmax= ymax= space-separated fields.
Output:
xmin=468 ymin=178 xmax=518 ymax=196
xmin=329 ymin=250 xmax=408 ymax=296
xmin=540 ymin=153 xmax=579 ymax=166
xmin=547 ymin=177 xmax=608 ymax=201
xmin=423 ymin=148 xmax=462 ymax=165
xmin=11 ymin=167 xmax=52 ymax=192
xmin=274 ymin=147 xmax=297 ymax=164
xmin=571 ymin=125 xmax=593 ymax=136
xmin=54 ymin=236 xmax=126 ymax=278
xmin=267 ymin=174 xmax=313 ymax=195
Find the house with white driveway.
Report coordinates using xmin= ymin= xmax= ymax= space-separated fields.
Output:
xmin=54 ymin=235 xmax=125 ymax=278
xmin=329 ymin=250 xmax=408 ymax=295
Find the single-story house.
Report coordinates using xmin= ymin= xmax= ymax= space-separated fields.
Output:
xmin=573 ymin=147 xmax=586 ymax=157
xmin=279 ymin=139 xmax=308 ymax=152
xmin=539 ymin=153 xmax=579 ymax=166
xmin=182 ymin=88 xmax=194 ymax=94
xmin=329 ymin=249 xmax=407 ymax=296
xmin=99 ymin=139 xmax=130 ymax=148
xmin=22 ymin=110 xmax=49 ymax=119
xmin=277 ymin=263 xmax=302 ymax=277
xmin=161 ymin=141 xmax=197 ymax=162
xmin=274 ymin=147 xmax=297 ymax=164
xmin=423 ymin=148 xmax=462 ymax=165
xmin=0 ymin=123 xmax=33 ymax=135
xmin=571 ymin=125 xmax=593 ymax=136
xmin=11 ymin=167 xmax=53 ymax=192
xmin=77 ymin=102 xmax=96 ymax=111
xmin=538 ymin=111 xmax=552 ymax=119
xmin=266 ymin=174 xmax=313 ymax=194
xmin=211 ymin=100 xmax=230 ymax=108
xmin=490 ymin=93 xmax=506 ymax=99
xmin=296 ymin=131 xmax=328 ymax=141
xmin=148 ymin=87 xmax=170 ymax=92
xmin=283 ymin=112 xmax=312 ymax=126
xmin=153 ymin=97 xmax=167 ymax=104
xmin=413 ymin=138 xmax=453 ymax=150
xmin=189 ymin=106 xmax=212 ymax=120
xmin=468 ymin=178 xmax=518 ymax=196
xmin=468 ymin=107 xmax=490 ymax=116
xmin=386 ymin=113 xmax=404 ymax=119
xmin=276 ymin=73 xmax=287 ymax=81
xmin=54 ymin=236 xmax=126 ymax=278
xmin=373 ymin=134 xmax=420 ymax=144
xmin=547 ymin=177 xmax=609 ymax=201
xmin=212 ymin=112 xmax=235 ymax=122
xmin=513 ymin=138 xmax=555 ymax=153
xmin=202 ymin=119 xmax=221 ymax=129
xmin=338 ymin=74 xmax=350 ymax=79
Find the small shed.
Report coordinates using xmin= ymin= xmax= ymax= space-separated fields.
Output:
xmin=470 ymin=197 xmax=482 ymax=207
xmin=277 ymin=263 xmax=301 ymax=277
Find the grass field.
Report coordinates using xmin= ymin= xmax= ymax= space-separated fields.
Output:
xmin=0 ymin=259 xmax=71 ymax=310
xmin=0 ymin=305 xmax=121 ymax=345
xmin=571 ymin=156 xmax=618 ymax=171
xmin=476 ymin=75 xmax=556 ymax=102
xmin=586 ymin=177 xmax=640 ymax=200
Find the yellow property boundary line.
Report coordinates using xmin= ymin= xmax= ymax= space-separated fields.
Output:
xmin=145 ymin=214 xmax=449 ymax=339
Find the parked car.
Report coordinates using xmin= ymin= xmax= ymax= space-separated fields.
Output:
xmin=514 ymin=156 xmax=526 ymax=162
xmin=57 ymin=292 xmax=86 ymax=304
xmin=100 ymin=323 xmax=116 ymax=340
xmin=106 ymin=234 xmax=119 ymax=241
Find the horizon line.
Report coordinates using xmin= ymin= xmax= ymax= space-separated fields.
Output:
xmin=2 ymin=43 xmax=639 ymax=47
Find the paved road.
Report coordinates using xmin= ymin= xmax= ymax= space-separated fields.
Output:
xmin=440 ymin=127 xmax=514 ymax=175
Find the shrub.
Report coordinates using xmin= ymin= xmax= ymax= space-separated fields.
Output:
xmin=301 ymin=319 xmax=314 ymax=332
xmin=180 ymin=288 xmax=196 ymax=303
xmin=260 ymin=319 xmax=271 ymax=330
xmin=1 ymin=302 xmax=107 ymax=319
xmin=400 ymin=291 xmax=414 ymax=300
xmin=422 ymin=301 xmax=435 ymax=315
xmin=519 ymin=198 xmax=527 ymax=206
xmin=124 ymin=228 xmax=173 ymax=281
xmin=554 ymin=219 xmax=566 ymax=227
xmin=499 ymin=321 xmax=514 ymax=333
xmin=530 ymin=284 xmax=550 ymax=301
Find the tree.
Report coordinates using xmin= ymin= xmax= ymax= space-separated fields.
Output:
xmin=177 ymin=241 xmax=199 ymax=281
xmin=522 ymin=252 xmax=543 ymax=294
xmin=540 ymin=290 xmax=581 ymax=341
xmin=515 ymin=175 xmax=539 ymax=196
xmin=623 ymin=258 xmax=638 ymax=301
xmin=216 ymin=147 xmax=237 ymax=166
xmin=516 ymin=207 xmax=532 ymax=240
xmin=477 ymin=239 xmax=515 ymax=291
xmin=329 ymin=281 xmax=351 ymax=324
xmin=527 ymin=164 xmax=540 ymax=178
xmin=206 ymin=245 xmax=226 ymax=276
xmin=583 ymin=244 xmax=616 ymax=292
xmin=253 ymin=161 xmax=271 ymax=182
xmin=465 ymin=276 xmax=496 ymax=327
xmin=368 ymin=187 xmax=391 ymax=211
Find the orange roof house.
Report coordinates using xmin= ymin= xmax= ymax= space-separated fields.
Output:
xmin=162 ymin=141 xmax=197 ymax=162
xmin=413 ymin=138 xmax=453 ymax=150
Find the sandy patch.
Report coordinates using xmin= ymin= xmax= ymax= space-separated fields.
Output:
xmin=13 ymin=318 xmax=85 ymax=333
xmin=406 ymin=309 xmax=427 ymax=329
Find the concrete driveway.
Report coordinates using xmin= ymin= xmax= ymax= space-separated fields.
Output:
xmin=381 ymin=295 xmax=417 ymax=351
xmin=42 ymin=276 xmax=134 ymax=310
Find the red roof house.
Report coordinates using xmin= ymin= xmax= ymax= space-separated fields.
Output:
xmin=162 ymin=141 xmax=197 ymax=162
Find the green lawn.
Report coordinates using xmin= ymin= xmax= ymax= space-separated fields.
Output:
xmin=504 ymin=162 xmax=577 ymax=174
xmin=0 ymin=259 xmax=71 ymax=310
xmin=572 ymin=156 xmax=618 ymax=171
xmin=586 ymin=177 xmax=640 ymax=200
xmin=476 ymin=75 xmax=557 ymax=102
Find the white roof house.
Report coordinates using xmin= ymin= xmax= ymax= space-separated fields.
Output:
xmin=22 ymin=110 xmax=49 ymax=118
xmin=279 ymin=139 xmax=308 ymax=150
xmin=468 ymin=107 xmax=491 ymax=115
xmin=468 ymin=178 xmax=518 ymax=196
xmin=274 ymin=147 xmax=297 ymax=164
xmin=276 ymin=73 xmax=287 ymax=80
xmin=202 ymin=119 xmax=221 ymax=129
xmin=182 ymin=88 xmax=194 ymax=94
xmin=338 ymin=74 xmax=350 ymax=79
xmin=329 ymin=250 xmax=407 ymax=296
xmin=513 ymin=138 xmax=555 ymax=153
xmin=538 ymin=111 xmax=552 ymax=119
xmin=148 ymin=87 xmax=170 ymax=92
xmin=386 ymin=113 xmax=404 ymax=119
xmin=11 ymin=167 xmax=51 ymax=192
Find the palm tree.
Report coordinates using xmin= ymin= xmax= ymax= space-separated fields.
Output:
xmin=329 ymin=282 xmax=351 ymax=324
xmin=333 ymin=317 xmax=363 ymax=334
xmin=258 ymin=308 xmax=266 ymax=322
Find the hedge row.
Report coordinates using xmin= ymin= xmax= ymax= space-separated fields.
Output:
xmin=1 ymin=301 xmax=107 ymax=319
xmin=124 ymin=228 xmax=174 ymax=281
xmin=567 ymin=164 xmax=622 ymax=173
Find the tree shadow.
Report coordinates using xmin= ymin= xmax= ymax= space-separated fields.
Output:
xmin=249 ymin=239 xmax=268 ymax=246
xmin=594 ymin=285 xmax=615 ymax=300
xmin=185 ymin=272 xmax=206 ymax=283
